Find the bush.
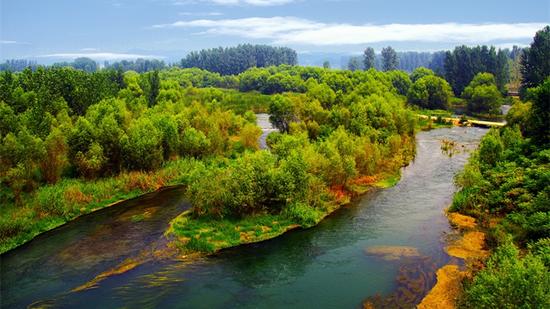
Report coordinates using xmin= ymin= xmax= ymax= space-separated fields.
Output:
xmin=179 ymin=127 xmax=210 ymax=158
xmin=282 ymin=202 xmax=319 ymax=227
xmin=478 ymin=130 xmax=503 ymax=167
xmin=461 ymin=241 xmax=550 ymax=308
xmin=122 ymin=118 xmax=164 ymax=170
xmin=407 ymin=75 xmax=452 ymax=110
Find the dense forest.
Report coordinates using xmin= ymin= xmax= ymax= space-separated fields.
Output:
xmin=0 ymin=62 xmax=417 ymax=254
xmin=180 ymin=44 xmax=298 ymax=75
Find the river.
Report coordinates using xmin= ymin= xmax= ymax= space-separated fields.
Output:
xmin=0 ymin=127 xmax=487 ymax=308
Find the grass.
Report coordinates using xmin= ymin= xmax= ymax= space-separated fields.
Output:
xmin=0 ymin=158 xmax=206 ymax=254
xmin=168 ymin=212 xmax=299 ymax=253
xmin=374 ymin=172 xmax=402 ymax=189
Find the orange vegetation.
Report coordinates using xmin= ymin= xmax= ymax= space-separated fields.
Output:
xmin=63 ymin=186 xmax=93 ymax=205
xmin=446 ymin=231 xmax=489 ymax=260
xmin=353 ymin=175 xmax=378 ymax=185
xmin=329 ymin=184 xmax=347 ymax=201
xmin=71 ymin=258 xmax=142 ymax=292
xmin=124 ymin=171 xmax=166 ymax=192
xmin=420 ymin=212 xmax=488 ymax=308
xmin=447 ymin=212 xmax=477 ymax=229
xmin=417 ymin=265 xmax=468 ymax=309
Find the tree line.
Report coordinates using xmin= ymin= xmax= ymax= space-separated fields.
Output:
xmin=180 ymin=44 xmax=298 ymax=75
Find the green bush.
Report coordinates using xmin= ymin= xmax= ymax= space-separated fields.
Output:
xmin=461 ymin=241 xmax=550 ymax=308
xmin=282 ymin=202 xmax=319 ymax=227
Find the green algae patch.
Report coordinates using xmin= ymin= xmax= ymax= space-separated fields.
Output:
xmin=374 ymin=172 xmax=401 ymax=189
xmin=168 ymin=213 xmax=299 ymax=254
xmin=167 ymin=200 xmax=344 ymax=254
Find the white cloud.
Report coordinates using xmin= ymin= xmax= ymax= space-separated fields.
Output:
xmin=209 ymin=0 xmax=295 ymax=5
xmin=1 ymin=40 xmax=30 ymax=45
xmin=39 ymin=52 xmax=163 ymax=61
xmin=153 ymin=17 xmax=545 ymax=46
xmin=80 ymin=48 xmax=100 ymax=51
xmin=172 ymin=0 xmax=295 ymax=6
xmin=492 ymin=42 xmax=530 ymax=50
xmin=179 ymin=11 xmax=223 ymax=16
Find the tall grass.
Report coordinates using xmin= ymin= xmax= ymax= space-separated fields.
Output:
xmin=0 ymin=158 xmax=205 ymax=254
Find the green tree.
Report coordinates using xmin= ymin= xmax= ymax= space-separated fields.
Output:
xmin=521 ymin=26 xmax=550 ymax=94
xmin=387 ymin=70 xmax=412 ymax=96
xmin=40 ymin=128 xmax=68 ymax=184
xmin=363 ymin=47 xmax=376 ymax=70
xmin=179 ymin=127 xmax=210 ymax=158
xmin=146 ymin=71 xmax=160 ymax=107
xmin=269 ymin=95 xmax=295 ymax=133
xmin=122 ymin=118 xmax=164 ymax=170
xmin=462 ymin=242 xmax=550 ymax=308
xmin=478 ymin=129 xmax=503 ymax=167
xmin=323 ymin=61 xmax=331 ymax=69
xmin=526 ymin=77 xmax=550 ymax=144
xmin=381 ymin=46 xmax=399 ymax=71
xmin=74 ymin=142 xmax=105 ymax=179
xmin=347 ymin=57 xmax=363 ymax=71
xmin=72 ymin=57 xmax=98 ymax=72
xmin=410 ymin=67 xmax=435 ymax=83
xmin=0 ymin=129 xmax=45 ymax=202
xmin=462 ymin=73 xmax=503 ymax=115
xmin=407 ymin=75 xmax=452 ymax=109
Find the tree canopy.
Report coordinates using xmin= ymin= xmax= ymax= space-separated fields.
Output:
xmin=521 ymin=26 xmax=550 ymax=95
xmin=180 ymin=44 xmax=297 ymax=75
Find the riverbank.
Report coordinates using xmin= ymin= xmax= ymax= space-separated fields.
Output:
xmin=0 ymin=150 xmax=407 ymax=256
xmin=166 ymin=170 xmax=402 ymax=255
xmin=418 ymin=211 xmax=488 ymax=309
xmin=0 ymin=158 xmax=205 ymax=254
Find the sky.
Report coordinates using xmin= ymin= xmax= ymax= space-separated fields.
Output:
xmin=1 ymin=0 xmax=548 ymax=63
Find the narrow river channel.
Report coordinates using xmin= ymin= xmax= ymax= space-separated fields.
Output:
xmin=0 ymin=127 xmax=487 ymax=309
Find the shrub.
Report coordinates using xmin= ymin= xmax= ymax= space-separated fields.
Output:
xmin=461 ymin=241 xmax=550 ymax=308
xmin=282 ymin=202 xmax=319 ymax=227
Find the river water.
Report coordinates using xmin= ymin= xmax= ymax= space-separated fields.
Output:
xmin=256 ymin=113 xmax=278 ymax=149
xmin=0 ymin=127 xmax=486 ymax=309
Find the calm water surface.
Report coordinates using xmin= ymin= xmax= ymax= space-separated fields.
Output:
xmin=0 ymin=127 xmax=487 ymax=309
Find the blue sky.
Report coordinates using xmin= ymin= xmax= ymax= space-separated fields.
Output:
xmin=1 ymin=0 xmax=548 ymax=63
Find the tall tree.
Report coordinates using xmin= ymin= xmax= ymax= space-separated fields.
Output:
xmin=347 ymin=57 xmax=363 ymax=71
xmin=445 ymin=45 xmax=511 ymax=95
xmin=72 ymin=57 xmax=98 ymax=72
xmin=381 ymin=46 xmax=399 ymax=71
xmin=363 ymin=47 xmax=376 ymax=70
xmin=521 ymin=26 xmax=550 ymax=94
xmin=407 ymin=75 xmax=452 ymax=110
xmin=146 ymin=70 xmax=160 ymax=107
xmin=462 ymin=73 xmax=503 ymax=115
xmin=526 ymin=77 xmax=550 ymax=144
